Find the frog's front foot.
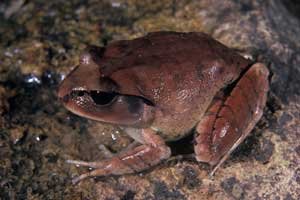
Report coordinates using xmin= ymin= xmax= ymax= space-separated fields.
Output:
xmin=67 ymin=128 xmax=171 ymax=184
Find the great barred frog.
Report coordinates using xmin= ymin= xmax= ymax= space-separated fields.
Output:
xmin=58 ymin=32 xmax=269 ymax=183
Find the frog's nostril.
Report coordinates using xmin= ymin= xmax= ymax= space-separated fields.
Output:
xmin=61 ymin=95 xmax=70 ymax=103
xmin=90 ymin=91 xmax=117 ymax=105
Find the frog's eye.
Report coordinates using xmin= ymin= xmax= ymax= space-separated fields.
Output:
xmin=66 ymin=90 xmax=155 ymax=126
xmin=70 ymin=90 xmax=118 ymax=106
xmin=70 ymin=90 xmax=89 ymax=98
xmin=90 ymin=91 xmax=118 ymax=105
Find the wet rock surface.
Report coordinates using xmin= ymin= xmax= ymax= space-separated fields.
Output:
xmin=0 ymin=0 xmax=300 ymax=199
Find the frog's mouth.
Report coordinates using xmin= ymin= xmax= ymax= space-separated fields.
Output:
xmin=60 ymin=89 xmax=155 ymax=127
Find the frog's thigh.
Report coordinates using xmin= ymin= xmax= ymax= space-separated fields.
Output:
xmin=67 ymin=128 xmax=171 ymax=184
xmin=194 ymin=63 xmax=269 ymax=173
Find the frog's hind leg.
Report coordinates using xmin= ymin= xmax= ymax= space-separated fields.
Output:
xmin=67 ymin=128 xmax=171 ymax=184
xmin=194 ymin=63 xmax=269 ymax=175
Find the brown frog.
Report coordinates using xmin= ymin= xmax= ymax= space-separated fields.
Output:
xmin=58 ymin=32 xmax=269 ymax=184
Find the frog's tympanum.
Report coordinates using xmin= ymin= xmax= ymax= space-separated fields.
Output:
xmin=58 ymin=32 xmax=269 ymax=184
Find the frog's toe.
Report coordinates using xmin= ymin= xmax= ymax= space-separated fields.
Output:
xmin=66 ymin=159 xmax=106 ymax=168
xmin=71 ymin=168 xmax=108 ymax=184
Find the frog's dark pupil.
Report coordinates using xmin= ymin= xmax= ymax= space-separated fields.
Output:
xmin=77 ymin=91 xmax=85 ymax=97
xmin=90 ymin=91 xmax=117 ymax=105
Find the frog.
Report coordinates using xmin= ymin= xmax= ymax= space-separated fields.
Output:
xmin=58 ymin=31 xmax=269 ymax=184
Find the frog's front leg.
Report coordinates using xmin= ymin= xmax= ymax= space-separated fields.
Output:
xmin=67 ymin=128 xmax=171 ymax=184
xmin=194 ymin=63 xmax=269 ymax=175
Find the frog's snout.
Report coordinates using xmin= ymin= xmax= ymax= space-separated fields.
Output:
xmin=60 ymin=94 xmax=70 ymax=104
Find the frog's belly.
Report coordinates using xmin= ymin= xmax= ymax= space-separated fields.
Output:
xmin=151 ymin=103 xmax=208 ymax=141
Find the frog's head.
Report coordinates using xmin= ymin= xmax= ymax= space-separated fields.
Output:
xmin=58 ymin=47 xmax=155 ymax=127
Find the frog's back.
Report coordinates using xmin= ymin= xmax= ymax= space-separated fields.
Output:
xmin=100 ymin=32 xmax=249 ymax=75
